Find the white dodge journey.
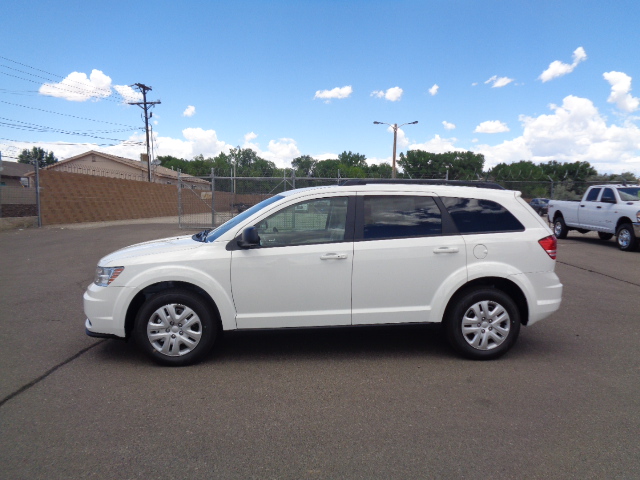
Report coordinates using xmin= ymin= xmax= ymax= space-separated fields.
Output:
xmin=84 ymin=181 xmax=563 ymax=365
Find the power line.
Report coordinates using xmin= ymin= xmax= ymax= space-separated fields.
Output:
xmin=0 ymin=137 xmax=144 ymax=147
xmin=0 ymin=100 xmax=140 ymax=128
xmin=0 ymin=56 xmax=136 ymax=103
xmin=0 ymin=117 xmax=139 ymax=140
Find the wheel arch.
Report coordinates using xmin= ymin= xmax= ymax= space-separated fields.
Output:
xmin=125 ymin=281 xmax=222 ymax=338
xmin=615 ymin=216 xmax=634 ymax=230
xmin=443 ymin=277 xmax=529 ymax=327
xmin=552 ymin=211 xmax=564 ymax=223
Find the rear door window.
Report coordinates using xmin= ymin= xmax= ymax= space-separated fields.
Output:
xmin=586 ymin=188 xmax=602 ymax=201
xmin=362 ymin=195 xmax=442 ymax=240
xmin=441 ymin=197 xmax=524 ymax=234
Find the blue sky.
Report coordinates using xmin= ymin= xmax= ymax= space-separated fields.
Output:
xmin=1 ymin=0 xmax=639 ymax=174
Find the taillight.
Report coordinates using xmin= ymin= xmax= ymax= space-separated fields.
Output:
xmin=538 ymin=235 xmax=557 ymax=260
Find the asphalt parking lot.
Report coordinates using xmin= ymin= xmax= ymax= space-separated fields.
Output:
xmin=1 ymin=223 xmax=639 ymax=479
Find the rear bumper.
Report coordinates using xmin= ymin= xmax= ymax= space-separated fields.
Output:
xmin=511 ymin=271 xmax=563 ymax=326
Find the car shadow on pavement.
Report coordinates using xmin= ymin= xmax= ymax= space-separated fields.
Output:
xmin=91 ymin=324 xmax=455 ymax=366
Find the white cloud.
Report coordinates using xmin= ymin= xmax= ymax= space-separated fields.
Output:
xmin=242 ymin=135 xmax=301 ymax=168
xmin=314 ymin=85 xmax=353 ymax=101
xmin=429 ymin=84 xmax=439 ymax=96
xmin=39 ymin=69 xmax=113 ymax=102
xmin=474 ymin=95 xmax=640 ymax=171
xmin=113 ymin=84 xmax=142 ymax=103
xmin=183 ymin=105 xmax=196 ymax=117
xmin=244 ymin=132 xmax=258 ymax=142
xmin=474 ymin=120 xmax=510 ymax=133
xmin=371 ymin=86 xmax=403 ymax=102
xmin=408 ymin=134 xmax=460 ymax=154
xmin=442 ymin=121 xmax=456 ymax=130
xmin=539 ymin=47 xmax=587 ymax=83
xmin=484 ymin=75 xmax=514 ymax=88
xmin=603 ymin=71 xmax=640 ymax=113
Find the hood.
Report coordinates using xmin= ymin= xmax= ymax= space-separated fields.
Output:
xmin=100 ymin=235 xmax=202 ymax=265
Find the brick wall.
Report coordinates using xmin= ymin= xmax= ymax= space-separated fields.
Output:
xmin=40 ymin=170 xmax=180 ymax=225
xmin=33 ymin=171 xmax=272 ymax=226
xmin=1 ymin=204 xmax=37 ymax=217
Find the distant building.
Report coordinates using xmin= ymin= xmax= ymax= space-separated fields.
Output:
xmin=0 ymin=161 xmax=33 ymax=187
xmin=23 ymin=150 xmax=210 ymax=190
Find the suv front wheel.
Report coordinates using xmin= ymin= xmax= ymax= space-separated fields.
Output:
xmin=445 ymin=288 xmax=521 ymax=360
xmin=134 ymin=289 xmax=217 ymax=366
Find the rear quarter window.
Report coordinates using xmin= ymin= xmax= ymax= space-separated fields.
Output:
xmin=442 ymin=197 xmax=524 ymax=234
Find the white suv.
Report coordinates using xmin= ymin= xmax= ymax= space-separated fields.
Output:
xmin=84 ymin=181 xmax=562 ymax=365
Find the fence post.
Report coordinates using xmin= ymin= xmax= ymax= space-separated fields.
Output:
xmin=291 ymin=170 xmax=296 ymax=189
xmin=35 ymin=160 xmax=41 ymax=227
xmin=211 ymin=168 xmax=215 ymax=228
xmin=0 ymin=152 xmax=3 ymax=218
xmin=177 ymin=170 xmax=182 ymax=229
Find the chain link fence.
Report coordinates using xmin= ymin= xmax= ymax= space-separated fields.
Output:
xmin=0 ymin=185 xmax=37 ymax=218
xmin=178 ymin=173 xmax=640 ymax=230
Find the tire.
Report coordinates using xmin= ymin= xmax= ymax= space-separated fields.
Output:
xmin=445 ymin=288 xmax=521 ymax=360
xmin=597 ymin=232 xmax=613 ymax=241
xmin=134 ymin=289 xmax=217 ymax=366
xmin=553 ymin=216 xmax=568 ymax=239
xmin=616 ymin=224 xmax=638 ymax=252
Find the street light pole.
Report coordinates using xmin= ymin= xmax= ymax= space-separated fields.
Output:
xmin=373 ymin=120 xmax=418 ymax=178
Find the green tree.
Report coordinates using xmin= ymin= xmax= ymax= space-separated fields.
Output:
xmin=18 ymin=147 xmax=58 ymax=168
xmin=291 ymin=155 xmax=317 ymax=177
xmin=338 ymin=151 xmax=368 ymax=169
xmin=366 ymin=162 xmax=393 ymax=178
xmin=398 ymin=150 xmax=485 ymax=179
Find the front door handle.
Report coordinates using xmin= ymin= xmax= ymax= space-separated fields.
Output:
xmin=320 ymin=253 xmax=348 ymax=260
xmin=433 ymin=247 xmax=459 ymax=254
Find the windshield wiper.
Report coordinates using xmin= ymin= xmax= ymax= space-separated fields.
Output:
xmin=191 ymin=229 xmax=211 ymax=242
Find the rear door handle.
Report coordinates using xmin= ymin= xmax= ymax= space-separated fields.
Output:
xmin=433 ymin=247 xmax=459 ymax=254
xmin=320 ymin=253 xmax=348 ymax=260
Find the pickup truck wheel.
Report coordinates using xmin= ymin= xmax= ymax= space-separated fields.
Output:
xmin=134 ymin=289 xmax=216 ymax=366
xmin=445 ymin=288 xmax=520 ymax=360
xmin=616 ymin=224 xmax=638 ymax=252
xmin=553 ymin=217 xmax=569 ymax=239
xmin=597 ymin=232 xmax=613 ymax=241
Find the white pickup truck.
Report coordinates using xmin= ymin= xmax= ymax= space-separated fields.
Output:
xmin=548 ymin=184 xmax=640 ymax=251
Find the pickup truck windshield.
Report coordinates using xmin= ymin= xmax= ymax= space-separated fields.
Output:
xmin=618 ymin=187 xmax=640 ymax=201
xmin=205 ymin=195 xmax=285 ymax=242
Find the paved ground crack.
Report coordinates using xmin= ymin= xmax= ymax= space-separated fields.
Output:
xmin=558 ymin=261 xmax=640 ymax=288
xmin=0 ymin=340 xmax=106 ymax=408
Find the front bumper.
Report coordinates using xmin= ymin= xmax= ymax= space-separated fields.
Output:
xmin=83 ymin=283 xmax=128 ymax=338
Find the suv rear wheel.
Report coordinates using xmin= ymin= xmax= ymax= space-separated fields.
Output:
xmin=134 ymin=289 xmax=217 ymax=366
xmin=445 ymin=288 xmax=521 ymax=360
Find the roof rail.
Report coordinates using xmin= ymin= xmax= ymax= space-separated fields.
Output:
xmin=340 ymin=179 xmax=505 ymax=190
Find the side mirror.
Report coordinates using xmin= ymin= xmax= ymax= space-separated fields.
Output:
xmin=601 ymin=197 xmax=616 ymax=204
xmin=237 ymin=226 xmax=260 ymax=248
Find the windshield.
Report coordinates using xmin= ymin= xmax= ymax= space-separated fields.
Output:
xmin=618 ymin=187 xmax=640 ymax=202
xmin=205 ymin=195 xmax=285 ymax=242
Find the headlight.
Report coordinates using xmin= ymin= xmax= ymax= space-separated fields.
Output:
xmin=94 ymin=266 xmax=124 ymax=286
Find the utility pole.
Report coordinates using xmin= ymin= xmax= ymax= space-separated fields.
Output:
xmin=373 ymin=120 xmax=418 ymax=178
xmin=129 ymin=83 xmax=161 ymax=182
